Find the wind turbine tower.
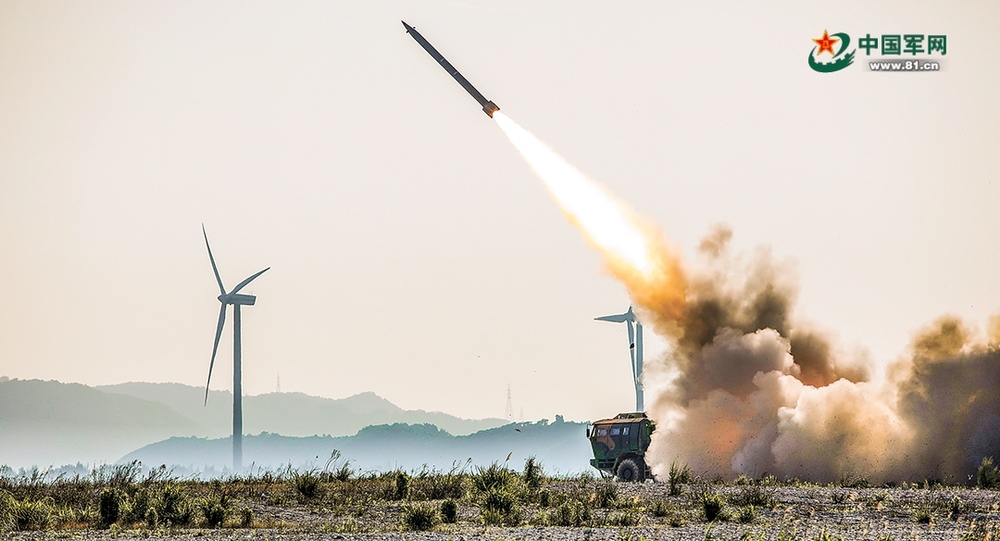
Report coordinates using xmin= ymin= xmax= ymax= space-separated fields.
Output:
xmin=202 ymin=225 xmax=269 ymax=472
xmin=505 ymin=384 xmax=514 ymax=421
xmin=595 ymin=306 xmax=644 ymax=412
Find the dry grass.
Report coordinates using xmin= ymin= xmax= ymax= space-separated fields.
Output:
xmin=2 ymin=462 xmax=1000 ymax=539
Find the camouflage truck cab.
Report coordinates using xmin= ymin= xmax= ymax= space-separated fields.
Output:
xmin=586 ymin=412 xmax=654 ymax=482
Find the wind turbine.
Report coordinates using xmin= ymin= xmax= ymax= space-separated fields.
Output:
xmin=202 ymin=225 xmax=269 ymax=472
xmin=595 ymin=306 xmax=644 ymax=412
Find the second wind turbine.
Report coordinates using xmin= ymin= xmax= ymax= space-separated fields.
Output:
xmin=202 ymin=225 xmax=269 ymax=472
xmin=596 ymin=306 xmax=644 ymax=412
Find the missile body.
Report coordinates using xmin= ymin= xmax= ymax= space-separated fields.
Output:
xmin=402 ymin=21 xmax=500 ymax=118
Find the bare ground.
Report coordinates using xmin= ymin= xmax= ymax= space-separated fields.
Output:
xmin=5 ymin=482 xmax=1000 ymax=541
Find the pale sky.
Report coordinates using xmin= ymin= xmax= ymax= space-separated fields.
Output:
xmin=1 ymin=1 xmax=997 ymax=423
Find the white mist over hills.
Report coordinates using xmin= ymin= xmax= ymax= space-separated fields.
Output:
xmin=0 ymin=378 xmax=508 ymax=469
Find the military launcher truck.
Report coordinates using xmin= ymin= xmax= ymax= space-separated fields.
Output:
xmin=586 ymin=412 xmax=654 ymax=481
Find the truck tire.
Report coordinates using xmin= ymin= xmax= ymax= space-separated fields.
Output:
xmin=616 ymin=458 xmax=644 ymax=482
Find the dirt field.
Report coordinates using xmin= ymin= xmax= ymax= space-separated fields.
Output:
xmin=4 ymin=471 xmax=1000 ymax=541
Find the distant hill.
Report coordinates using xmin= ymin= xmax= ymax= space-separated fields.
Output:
xmin=96 ymin=382 xmax=507 ymax=437
xmin=0 ymin=379 xmax=199 ymax=468
xmin=121 ymin=418 xmax=593 ymax=475
xmin=0 ymin=378 xmax=508 ymax=469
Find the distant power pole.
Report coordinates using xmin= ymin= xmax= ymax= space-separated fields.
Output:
xmin=505 ymin=384 xmax=513 ymax=421
xmin=276 ymin=373 xmax=281 ymax=393
xmin=518 ymin=407 xmax=524 ymax=422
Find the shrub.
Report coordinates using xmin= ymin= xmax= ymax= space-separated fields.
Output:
xmin=737 ymin=505 xmax=755 ymax=524
xmin=701 ymin=491 xmax=724 ymax=522
xmin=327 ymin=463 xmax=353 ymax=482
xmin=473 ymin=462 xmax=518 ymax=493
xmin=522 ymin=457 xmax=544 ymax=490
xmin=604 ymin=509 xmax=640 ymax=527
xmin=728 ymin=485 xmax=777 ymax=509
xmin=290 ymin=470 xmax=322 ymax=500
xmin=594 ymin=479 xmax=618 ymax=508
xmin=440 ymin=499 xmax=458 ymax=523
xmin=197 ymin=494 xmax=230 ymax=528
xmin=650 ymin=499 xmax=672 ymax=517
xmin=98 ymin=488 xmax=122 ymax=528
xmin=125 ymin=487 xmax=153 ymax=524
xmin=868 ymin=491 xmax=891 ymax=506
xmin=12 ymin=497 xmax=53 ymax=531
xmin=158 ymin=483 xmax=193 ymax=526
xmin=0 ymin=491 xmax=14 ymax=531
xmin=479 ymin=487 xmax=521 ymax=526
xmin=416 ymin=467 xmax=465 ymax=500
xmin=239 ymin=507 xmax=254 ymax=528
xmin=321 ymin=450 xmax=353 ymax=482
xmin=538 ymin=489 xmax=551 ymax=507
xmin=394 ymin=472 xmax=410 ymax=500
xmin=529 ymin=510 xmax=550 ymax=526
xmin=668 ymin=461 xmax=691 ymax=496
xmin=481 ymin=487 xmax=516 ymax=515
xmin=839 ymin=475 xmax=869 ymax=489
xmin=144 ymin=507 xmax=159 ymax=528
xmin=553 ymin=500 xmax=585 ymax=527
xmin=947 ymin=495 xmax=967 ymax=516
xmin=913 ymin=507 xmax=932 ymax=524
xmin=403 ymin=504 xmax=439 ymax=531
xmin=978 ymin=456 xmax=1000 ymax=489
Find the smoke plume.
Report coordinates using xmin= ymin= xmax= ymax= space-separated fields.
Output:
xmin=494 ymin=113 xmax=999 ymax=484
xmin=644 ymin=228 xmax=1000 ymax=484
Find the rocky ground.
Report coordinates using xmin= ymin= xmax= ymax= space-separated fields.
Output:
xmin=5 ymin=479 xmax=1000 ymax=541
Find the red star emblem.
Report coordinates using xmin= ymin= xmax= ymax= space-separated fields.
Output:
xmin=813 ymin=30 xmax=839 ymax=56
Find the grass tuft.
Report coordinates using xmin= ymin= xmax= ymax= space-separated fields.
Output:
xmin=594 ymin=478 xmax=619 ymax=508
xmin=289 ymin=470 xmax=322 ymax=500
xmin=522 ymin=456 xmax=544 ymax=490
xmin=440 ymin=498 xmax=458 ymax=523
xmin=393 ymin=471 xmax=410 ymax=500
xmin=977 ymin=456 xmax=1000 ymax=489
xmin=728 ymin=484 xmax=777 ymax=509
xmin=669 ymin=461 xmax=691 ymax=496
xmin=403 ymin=504 xmax=439 ymax=531
xmin=97 ymin=488 xmax=122 ymax=528
xmin=700 ymin=491 xmax=725 ymax=522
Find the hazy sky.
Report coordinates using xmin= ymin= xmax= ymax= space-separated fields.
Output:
xmin=1 ymin=1 xmax=997 ymax=422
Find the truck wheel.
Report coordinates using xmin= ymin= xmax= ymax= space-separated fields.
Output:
xmin=616 ymin=458 xmax=644 ymax=482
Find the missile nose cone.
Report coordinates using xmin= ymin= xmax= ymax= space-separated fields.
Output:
xmin=401 ymin=21 xmax=413 ymax=32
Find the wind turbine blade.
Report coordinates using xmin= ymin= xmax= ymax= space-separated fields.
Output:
xmin=595 ymin=313 xmax=628 ymax=323
xmin=202 ymin=225 xmax=226 ymax=296
xmin=229 ymin=267 xmax=270 ymax=295
xmin=205 ymin=303 xmax=227 ymax=405
xmin=635 ymin=321 xmax=643 ymax=376
xmin=626 ymin=320 xmax=637 ymax=382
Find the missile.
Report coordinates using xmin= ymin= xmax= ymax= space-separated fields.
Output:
xmin=402 ymin=21 xmax=500 ymax=118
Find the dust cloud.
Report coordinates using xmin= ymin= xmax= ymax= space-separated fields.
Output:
xmin=645 ymin=225 xmax=999 ymax=484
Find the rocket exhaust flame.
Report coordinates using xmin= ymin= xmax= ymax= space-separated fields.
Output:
xmin=492 ymin=112 xmax=1000 ymax=484
xmin=494 ymin=113 xmax=652 ymax=274
xmin=493 ymin=112 xmax=686 ymax=323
